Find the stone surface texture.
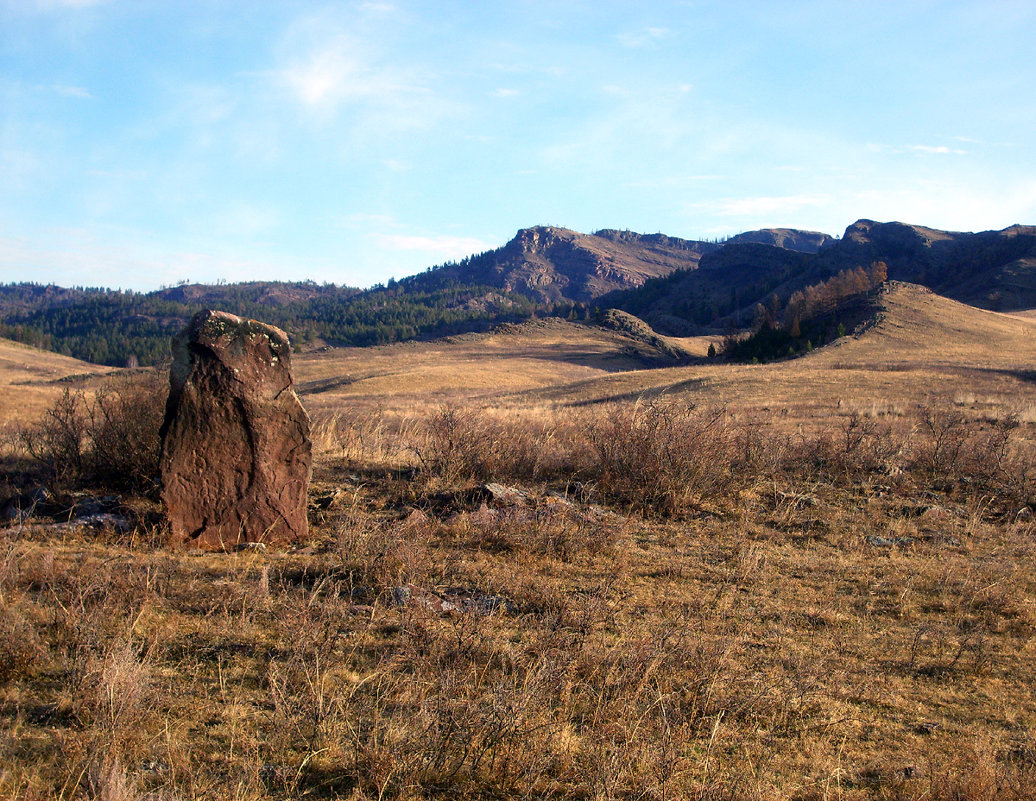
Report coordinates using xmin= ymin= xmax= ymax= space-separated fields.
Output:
xmin=160 ymin=310 xmax=311 ymax=547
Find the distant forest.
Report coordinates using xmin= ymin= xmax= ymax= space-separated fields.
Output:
xmin=0 ymin=281 xmax=581 ymax=367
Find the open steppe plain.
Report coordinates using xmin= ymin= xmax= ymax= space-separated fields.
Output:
xmin=1 ymin=282 xmax=1035 ymax=800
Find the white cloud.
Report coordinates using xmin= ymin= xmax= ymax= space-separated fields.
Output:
xmin=850 ymin=180 xmax=1036 ymax=232
xmin=266 ymin=12 xmax=440 ymax=129
xmin=693 ymin=194 xmax=830 ymax=218
xmin=278 ymin=46 xmax=372 ymax=107
xmin=373 ymin=233 xmax=491 ymax=260
xmin=21 ymin=0 xmax=110 ymax=8
xmin=491 ymin=88 xmax=519 ymax=98
xmin=908 ymin=144 xmax=967 ymax=156
xmin=51 ymin=84 xmax=93 ymax=99
xmin=866 ymin=143 xmax=968 ymax=156
xmin=617 ymin=27 xmax=671 ymax=48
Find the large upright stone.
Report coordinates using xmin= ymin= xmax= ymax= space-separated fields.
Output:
xmin=160 ymin=310 xmax=311 ymax=548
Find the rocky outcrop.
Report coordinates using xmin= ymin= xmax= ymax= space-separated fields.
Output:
xmin=727 ymin=228 xmax=836 ymax=253
xmin=159 ymin=310 xmax=311 ymax=548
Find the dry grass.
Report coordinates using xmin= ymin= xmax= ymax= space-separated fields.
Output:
xmin=2 ymin=284 xmax=1036 ymax=799
xmin=0 ymin=338 xmax=112 ymax=427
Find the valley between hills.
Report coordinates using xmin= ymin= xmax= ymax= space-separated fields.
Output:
xmin=1 ymin=220 xmax=1035 ymax=800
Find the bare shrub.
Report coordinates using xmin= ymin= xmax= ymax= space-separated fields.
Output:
xmin=791 ymin=411 xmax=902 ymax=481
xmin=913 ymin=404 xmax=975 ymax=478
xmin=412 ymin=404 xmax=571 ymax=486
xmin=584 ymin=399 xmax=737 ymax=514
xmin=18 ymin=374 xmax=165 ymax=494
xmin=909 ymin=405 xmax=1028 ymax=499
xmin=20 ymin=387 xmax=88 ymax=483
xmin=730 ymin=415 xmax=789 ymax=479
xmin=415 ymin=404 xmax=493 ymax=484
xmin=836 ymin=411 xmax=899 ymax=474
xmin=87 ymin=375 xmax=165 ymax=492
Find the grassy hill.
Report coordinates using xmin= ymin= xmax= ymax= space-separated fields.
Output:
xmin=505 ymin=283 xmax=1036 ymax=420
xmin=283 ymin=282 xmax=1036 ymax=454
xmin=609 ymin=221 xmax=1036 ymax=335
xmin=0 ymin=336 xmax=112 ymax=425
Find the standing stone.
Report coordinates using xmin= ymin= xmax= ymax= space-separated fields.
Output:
xmin=160 ymin=310 xmax=311 ymax=548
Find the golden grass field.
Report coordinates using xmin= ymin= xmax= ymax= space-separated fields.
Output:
xmin=294 ymin=283 xmax=1036 ymax=431
xmin=0 ymin=338 xmax=111 ymax=427
xmin=1 ymin=282 xmax=1035 ymax=800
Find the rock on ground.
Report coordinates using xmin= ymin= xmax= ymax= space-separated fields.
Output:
xmin=160 ymin=310 xmax=311 ymax=548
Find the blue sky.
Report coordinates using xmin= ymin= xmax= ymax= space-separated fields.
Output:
xmin=2 ymin=0 xmax=1034 ymax=291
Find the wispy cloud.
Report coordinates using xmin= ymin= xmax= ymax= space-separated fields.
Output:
xmin=51 ymin=84 xmax=93 ymax=99
xmin=850 ymin=180 xmax=1036 ymax=232
xmin=867 ymin=142 xmax=968 ymax=156
xmin=24 ymin=0 xmax=110 ymax=8
xmin=908 ymin=144 xmax=967 ymax=156
xmin=266 ymin=11 xmax=441 ymax=129
xmin=341 ymin=212 xmax=398 ymax=229
xmin=696 ymin=194 xmax=830 ymax=217
xmin=617 ymin=27 xmax=671 ymax=48
xmin=373 ymin=233 xmax=491 ymax=260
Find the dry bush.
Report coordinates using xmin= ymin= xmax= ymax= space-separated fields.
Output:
xmin=583 ymin=399 xmax=738 ymax=514
xmin=18 ymin=373 xmax=165 ymax=494
xmin=910 ymin=404 xmax=1015 ymax=480
xmin=729 ymin=415 xmax=790 ymax=479
xmin=412 ymin=404 xmax=572 ymax=486
xmin=414 ymin=404 xmax=493 ymax=484
xmin=19 ymin=387 xmax=88 ymax=483
xmin=906 ymin=404 xmax=1035 ymax=507
xmin=788 ymin=411 xmax=902 ymax=483
xmin=88 ymin=375 xmax=166 ymax=492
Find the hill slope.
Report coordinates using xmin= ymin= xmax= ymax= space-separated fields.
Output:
xmin=456 ymin=283 xmax=1035 ymax=424
xmin=0 ymin=337 xmax=111 ymax=424
xmin=822 ymin=219 xmax=1036 ymax=309
xmin=609 ymin=220 xmax=1036 ymax=334
xmin=293 ymin=316 xmax=699 ymax=420
xmin=397 ymin=226 xmax=723 ymax=304
xmin=289 ymin=282 xmax=1033 ymax=432
xmin=397 ymin=225 xmax=831 ymax=305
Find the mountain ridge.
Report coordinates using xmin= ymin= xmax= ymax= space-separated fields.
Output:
xmin=397 ymin=224 xmax=832 ymax=305
xmin=1 ymin=218 xmax=1034 ymax=366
